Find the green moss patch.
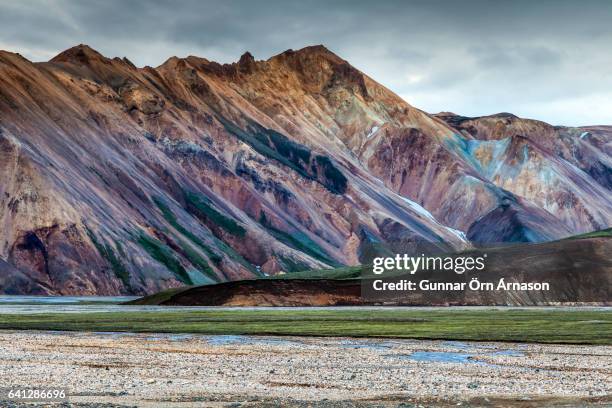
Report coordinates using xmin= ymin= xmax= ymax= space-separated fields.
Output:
xmin=184 ymin=192 xmax=246 ymax=237
xmin=85 ymin=227 xmax=130 ymax=290
xmin=569 ymin=228 xmax=612 ymax=239
xmin=157 ymin=192 xmax=255 ymax=275
xmin=137 ymin=233 xmax=193 ymax=285
xmin=259 ymin=212 xmax=340 ymax=267
xmin=175 ymin=236 xmax=217 ymax=281
xmin=277 ymin=255 xmax=312 ymax=273
xmin=153 ymin=196 xmax=224 ymax=266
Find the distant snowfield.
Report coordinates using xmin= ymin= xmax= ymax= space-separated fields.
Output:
xmin=366 ymin=125 xmax=380 ymax=139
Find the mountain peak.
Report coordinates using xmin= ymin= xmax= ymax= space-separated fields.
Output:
xmin=50 ymin=44 xmax=109 ymax=65
xmin=238 ymin=51 xmax=255 ymax=64
xmin=237 ymin=51 xmax=256 ymax=73
xmin=295 ymin=44 xmax=332 ymax=54
xmin=275 ymin=44 xmax=338 ymax=61
xmin=488 ymin=112 xmax=519 ymax=119
xmin=265 ymin=44 xmax=370 ymax=97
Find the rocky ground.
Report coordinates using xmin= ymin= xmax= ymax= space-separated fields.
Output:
xmin=0 ymin=331 xmax=610 ymax=407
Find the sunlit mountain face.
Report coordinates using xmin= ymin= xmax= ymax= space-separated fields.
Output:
xmin=0 ymin=44 xmax=610 ymax=295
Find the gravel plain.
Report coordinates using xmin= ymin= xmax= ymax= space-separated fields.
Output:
xmin=0 ymin=331 xmax=610 ymax=407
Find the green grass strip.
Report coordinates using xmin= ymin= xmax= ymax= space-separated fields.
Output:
xmin=0 ymin=309 xmax=608 ymax=345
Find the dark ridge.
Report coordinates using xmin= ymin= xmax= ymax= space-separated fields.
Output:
xmin=434 ymin=112 xmax=474 ymax=127
xmin=219 ymin=116 xmax=348 ymax=194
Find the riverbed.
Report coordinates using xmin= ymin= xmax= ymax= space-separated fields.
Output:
xmin=0 ymin=331 xmax=610 ymax=407
xmin=0 ymin=295 xmax=608 ymax=314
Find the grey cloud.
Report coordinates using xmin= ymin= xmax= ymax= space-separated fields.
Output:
xmin=469 ymin=46 xmax=563 ymax=70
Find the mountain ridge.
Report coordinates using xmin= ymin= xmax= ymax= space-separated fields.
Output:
xmin=0 ymin=44 xmax=610 ymax=295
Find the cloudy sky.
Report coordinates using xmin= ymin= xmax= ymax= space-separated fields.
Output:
xmin=1 ymin=0 xmax=611 ymax=126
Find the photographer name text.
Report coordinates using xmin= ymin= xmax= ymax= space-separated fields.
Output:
xmin=372 ymin=278 xmax=550 ymax=292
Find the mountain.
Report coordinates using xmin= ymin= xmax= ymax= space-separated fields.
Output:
xmin=0 ymin=44 xmax=610 ymax=295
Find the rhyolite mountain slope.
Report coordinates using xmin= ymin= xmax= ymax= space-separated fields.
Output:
xmin=0 ymin=44 xmax=610 ymax=295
